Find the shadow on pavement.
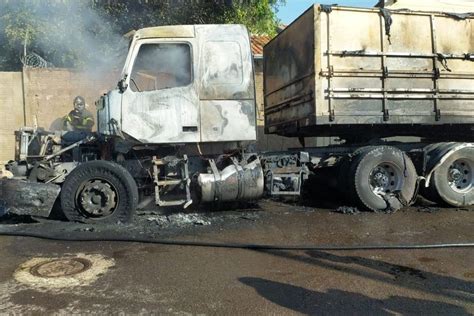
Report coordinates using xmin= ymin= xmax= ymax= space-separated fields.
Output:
xmin=255 ymin=250 xmax=474 ymax=304
xmin=239 ymin=277 xmax=470 ymax=315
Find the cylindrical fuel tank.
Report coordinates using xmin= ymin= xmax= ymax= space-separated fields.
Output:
xmin=198 ymin=157 xmax=264 ymax=202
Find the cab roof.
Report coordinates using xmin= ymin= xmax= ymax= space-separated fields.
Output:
xmin=132 ymin=25 xmax=196 ymax=39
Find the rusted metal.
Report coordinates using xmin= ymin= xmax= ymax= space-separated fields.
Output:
xmin=79 ymin=179 xmax=118 ymax=217
xmin=264 ymin=4 xmax=474 ymax=139
xmin=29 ymin=258 xmax=93 ymax=278
xmin=0 ymin=179 xmax=60 ymax=217
xmin=44 ymin=135 xmax=95 ymax=161
xmin=152 ymin=155 xmax=192 ymax=208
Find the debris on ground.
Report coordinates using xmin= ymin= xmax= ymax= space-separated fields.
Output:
xmin=0 ymin=165 xmax=13 ymax=179
xmin=147 ymin=213 xmax=211 ymax=228
xmin=334 ymin=206 xmax=361 ymax=215
xmin=147 ymin=216 xmax=169 ymax=226
xmin=76 ymin=227 xmax=95 ymax=232
xmin=239 ymin=213 xmax=260 ymax=221
xmin=456 ymin=207 xmax=473 ymax=212
xmin=418 ymin=206 xmax=441 ymax=213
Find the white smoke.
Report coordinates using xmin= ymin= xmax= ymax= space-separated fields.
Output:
xmin=0 ymin=1 xmax=129 ymax=75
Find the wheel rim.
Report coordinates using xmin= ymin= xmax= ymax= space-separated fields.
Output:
xmin=77 ymin=179 xmax=118 ymax=218
xmin=447 ymin=158 xmax=473 ymax=193
xmin=369 ymin=162 xmax=404 ymax=196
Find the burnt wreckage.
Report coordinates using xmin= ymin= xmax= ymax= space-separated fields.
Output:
xmin=1 ymin=5 xmax=473 ymax=223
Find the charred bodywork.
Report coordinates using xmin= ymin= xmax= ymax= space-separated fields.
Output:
xmin=0 ymin=179 xmax=60 ymax=217
xmin=264 ymin=5 xmax=474 ymax=141
xmin=1 ymin=128 xmax=98 ymax=217
xmin=0 ymin=24 xmax=263 ymax=219
xmin=97 ymin=25 xmax=257 ymax=145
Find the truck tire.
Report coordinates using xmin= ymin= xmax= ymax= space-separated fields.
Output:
xmin=337 ymin=146 xmax=374 ymax=203
xmin=426 ymin=147 xmax=473 ymax=207
xmin=60 ymin=160 xmax=139 ymax=223
xmin=348 ymin=146 xmax=417 ymax=212
xmin=419 ymin=142 xmax=455 ymax=204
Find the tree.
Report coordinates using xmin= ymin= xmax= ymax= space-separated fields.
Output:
xmin=0 ymin=0 xmax=284 ymax=70
xmin=97 ymin=0 xmax=284 ymax=35
xmin=0 ymin=0 xmax=122 ymax=70
xmin=224 ymin=0 xmax=284 ymax=35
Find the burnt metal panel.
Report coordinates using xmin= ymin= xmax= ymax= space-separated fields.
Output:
xmin=264 ymin=5 xmax=474 ymax=139
xmin=200 ymin=100 xmax=256 ymax=142
xmin=101 ymin=25 xmax=257 ymax=144
xmin=0 ymin=179 xmax=60 ymax=217
xmin=197 ymin=25 xmax=257 ymax=143
xmin=197 ymin=25 xmax=255 ymax=101
xmin=120 ymin=38 xmax=200 ymax=144
xmin=121 ymin=86 xmax=200 ymax=143
xmin=135 ymin=26 xmax=195 ymax=39
xmin=97 ymin=89 xmax=122 ymax=136
xmin=264 ymin=7 xmax=316 ymax=133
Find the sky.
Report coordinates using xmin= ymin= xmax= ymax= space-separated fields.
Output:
xmin=277 ymin=0 xmax=380 ymax=24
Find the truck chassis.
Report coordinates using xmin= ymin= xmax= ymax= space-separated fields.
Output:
xmin=0 ymin=127 xmax=472 ymax=223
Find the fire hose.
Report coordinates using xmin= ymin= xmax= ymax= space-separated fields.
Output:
xmin=0 ymin=230 xmax=472 ymax=251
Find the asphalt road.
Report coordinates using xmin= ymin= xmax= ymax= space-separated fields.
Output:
xmin=0 ymin=200 xmax=473 ymax=315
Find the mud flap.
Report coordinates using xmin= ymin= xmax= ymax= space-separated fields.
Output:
xmin=0 ymin=179 xmax=60 ymax=218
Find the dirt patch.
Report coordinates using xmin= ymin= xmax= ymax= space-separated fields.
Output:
xmin=14 ymin=253 xmax=114 ymax=289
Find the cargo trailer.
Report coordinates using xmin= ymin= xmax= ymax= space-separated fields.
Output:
xmin=264 ymin=4 xmax=474 ymax=141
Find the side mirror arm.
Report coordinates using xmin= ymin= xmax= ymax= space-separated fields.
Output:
xmin=118 ymin=74 xmax=129 ymax=93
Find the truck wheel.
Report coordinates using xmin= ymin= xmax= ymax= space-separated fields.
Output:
xmin=348 ymin=146 xmax=417 ymax=212
xmin=427 ymin=147 xmax=473 ymax=207
xmin=60 ymin=160 xmax=138 ymax=223
xmin=337 ymin=146 xmax=375 ymax=201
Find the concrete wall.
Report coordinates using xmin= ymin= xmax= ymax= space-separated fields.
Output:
xmin=23 ymin=68 xmax=116 ymax=131
xmin=0 ymin=68 xmax=117 ymax=163
xmin=0 ymin=72 xmax=25 ymax=162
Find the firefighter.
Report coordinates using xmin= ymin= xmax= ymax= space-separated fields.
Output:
xmin=64 ymin=96 xmax=94 ymax=132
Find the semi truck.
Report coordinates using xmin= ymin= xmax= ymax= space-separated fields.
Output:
xmin=0 ymin=4 xmax=472 ymax=223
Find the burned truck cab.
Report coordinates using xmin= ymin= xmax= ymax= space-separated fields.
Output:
xmin=97 ymin=25 xmax=257 ymax=146
xmin=1 ymin=25 xmax=264 ymax=223
xmin=87 ymin=25 xmax=264 ymax=219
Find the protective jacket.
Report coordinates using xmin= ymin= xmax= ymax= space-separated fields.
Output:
xmin=64 ymin=109 xmax=94 ymax=131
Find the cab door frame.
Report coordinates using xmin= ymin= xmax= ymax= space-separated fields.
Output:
xmin=120 ymin=37 xmax=200 ymax=143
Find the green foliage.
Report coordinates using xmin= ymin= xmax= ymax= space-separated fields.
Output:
xmin=0 ymin=0 xmax=284 ymax=70
xmin=96 ymin=0 xmax=284 ymax=34
xmin=0 ymin=2 xmax=43 ymax=70
xmin=224 ymin=0 xmax=284 ymax=36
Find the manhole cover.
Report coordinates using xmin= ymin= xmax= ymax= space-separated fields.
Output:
xmin=15 ymin=254 xmax=114 ymax=289
xmin=29 ymin=258 xmax=92 ymax=278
